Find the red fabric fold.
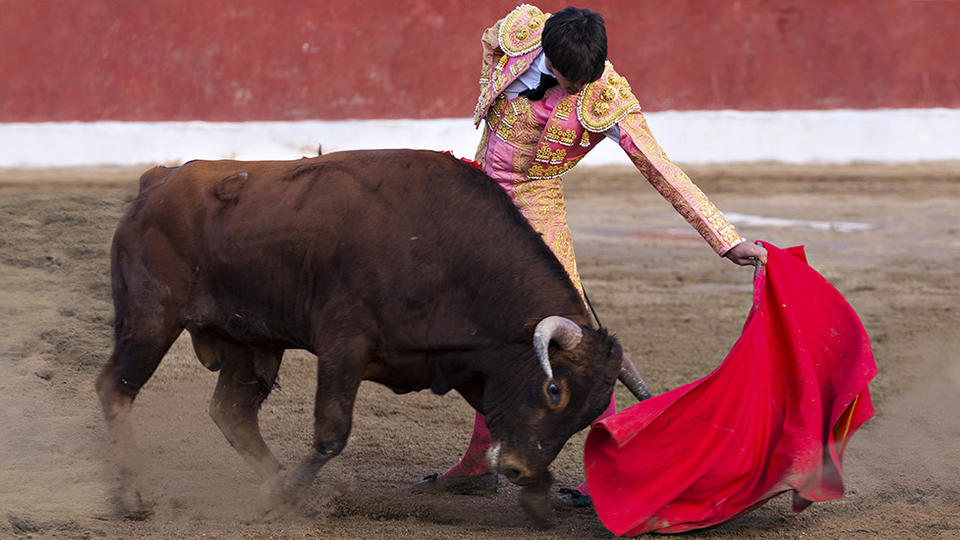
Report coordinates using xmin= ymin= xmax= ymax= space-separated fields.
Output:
xmin=585 ymin=243 xmax=876 ymax=535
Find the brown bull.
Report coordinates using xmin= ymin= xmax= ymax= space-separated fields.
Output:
xmin=96 ymin=149 xmax=649 ymax=527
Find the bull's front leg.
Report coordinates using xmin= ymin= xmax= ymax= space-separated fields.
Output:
xmin=258 ymin=342 xmax=365 ymax=519
xmin=518 ymin=470 xmax=554 ymax=529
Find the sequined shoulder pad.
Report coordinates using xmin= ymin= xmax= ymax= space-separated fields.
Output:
xmin=577 ymin=62 xmax=641 ymax=133
xmin=498 ymin=4 xmax=549 ymax=56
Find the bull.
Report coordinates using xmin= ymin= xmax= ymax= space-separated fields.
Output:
xmin=95 ymin=149 xmax=650 ymax=527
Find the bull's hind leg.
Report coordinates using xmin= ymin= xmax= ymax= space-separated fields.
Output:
xmin=95 ymin=319 xmax=183 ymax=519
xmin=258 ymin=336 xmax=369 ymax=519
xmin=192 ymin=330 xmax=284 ymax=483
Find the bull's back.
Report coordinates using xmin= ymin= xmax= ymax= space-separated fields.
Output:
xmin=145 ymin=150 xmax=518 ymax=271
xmin=112 ymin=150 xmax=577 ymax=348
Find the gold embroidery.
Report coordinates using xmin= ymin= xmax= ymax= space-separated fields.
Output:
xmin=536 ymin=145 xmax=553 ymax=163
xmin=560 ymin=128 xmax=577 ymax=146
xmin=526 ymin=155 xmax=583 ymax=180
xmin=490 ymin=94 xmax=507 ymax=118
xmin=511 ymin=178 xmax=584 ymax=295
xmin=578 ymin=62 xmax=641 ymax=132
xmin=492 ymin=94 xmax=518 ymax=141
xmin=554 ymin=100 xmax=573 ymax=120
xmin=510 ymin=58 xmax=529 ymax=76
xmin=549 ymin=148 xmax=567 ymax=164
xmin=545 ymin=124 xmax=562 ymax=143
xmin=511 ymin=97 xmax=530 ymax=116
xmin=514 ymin=150 xmax=535 ymax=173
xmin=489 ymin=95 xmax=541 ymax=146
xmin=496 ymin=109 xmax=520 ymax=141
xmin=560 ymin=157 xmax=580 ymax=174
xmin=536 ymin=146 xmax=572 ymax=166
xmin=580 ymin=131 xmax=592 ymax=147
xmin=474 ymin=7 xmax=548 ymax=126
xmin=498 ymin=4 xmax=550 ymax=56
xmin=721 ymin=226 xmax=744 ymax=246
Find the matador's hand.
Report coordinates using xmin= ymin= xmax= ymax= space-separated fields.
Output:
xmin=725 ymin=241 xmax=768 ymax=267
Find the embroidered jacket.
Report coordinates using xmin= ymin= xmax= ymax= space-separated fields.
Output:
xmin=473 ymin=4 xmax=744 ymax=256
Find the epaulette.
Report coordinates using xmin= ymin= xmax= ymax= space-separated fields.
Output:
xmin=498 ymin=4 xmax=549 ymax=56
xmin=577 ymin=62 xmax=641 ymax=132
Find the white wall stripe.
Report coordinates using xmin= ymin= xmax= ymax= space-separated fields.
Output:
xmin=2 ymin=108 xmax=958 ymax=168
xmin=725 ymin=213 xmax=873 ymax=232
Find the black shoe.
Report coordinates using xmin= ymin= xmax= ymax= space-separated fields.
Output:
xmin=556 ymin=487 xmax=593 ymax=508
xmin=410 ymin=471 xmax=499 ymax=495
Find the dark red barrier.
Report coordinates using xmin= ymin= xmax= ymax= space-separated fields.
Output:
xmin=2 ymin=0 xmax=959 ymax=121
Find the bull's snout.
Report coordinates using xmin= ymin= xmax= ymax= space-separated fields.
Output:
xmin=496 ymin=450 xmax=537 ymax=486
xmin=502 ymin=466 xmax=523 ymax=483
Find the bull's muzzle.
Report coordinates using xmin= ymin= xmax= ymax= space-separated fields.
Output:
xmin=493 ymin=447 xmax=538 ymax=486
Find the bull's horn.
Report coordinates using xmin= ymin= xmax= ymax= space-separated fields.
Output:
xmin=619 ymin=352 xmax=653 ymax=401
xmin=532 ymin=316 xmax=583 ymax=379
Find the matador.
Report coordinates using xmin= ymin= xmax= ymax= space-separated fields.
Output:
xmin=414 ymin=4 xmax=768 ymax=507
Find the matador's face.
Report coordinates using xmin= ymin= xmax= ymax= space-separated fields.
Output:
xmin=544 ymin=56 xmax=585 ymax=95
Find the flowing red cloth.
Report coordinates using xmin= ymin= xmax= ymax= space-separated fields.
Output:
xmin=584 ymin=243 xmax=876 ymax=535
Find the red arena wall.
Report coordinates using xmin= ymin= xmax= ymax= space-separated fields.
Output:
xmin=3 ymin=0 xmax=959 ymax=122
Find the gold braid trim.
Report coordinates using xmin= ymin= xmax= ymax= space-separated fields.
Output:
xmin=577 ymin=62 xmax=641 ymax=133
xmin=498 ymin=4 xmax=550 ymax=56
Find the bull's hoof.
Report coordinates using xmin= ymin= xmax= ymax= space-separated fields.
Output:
xmin=555 ymin=487 xmax=593 ymax=508
xmin=410 ymin=471 xmax=499 ymax=495
xmin=256 ymin=473 xmax=304 ymax=521
xmin=123 ymin=504 xmax=154 ymax=521
xmin=519 ymin=485 xmax=553 ymax=529
xmin=120 ymin=496 xmax=154 ymax=521
xmin=113 ymin=482 xmax=154 ymax=520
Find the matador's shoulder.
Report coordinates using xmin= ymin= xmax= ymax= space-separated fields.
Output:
xmin=497 ymin=4 xmax=549 ymax=56
xmin=577 ymin=62 xmax=641 ymax=132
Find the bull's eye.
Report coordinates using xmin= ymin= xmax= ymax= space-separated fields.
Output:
xmin=543 ymin=378 xmax=569 ymax=409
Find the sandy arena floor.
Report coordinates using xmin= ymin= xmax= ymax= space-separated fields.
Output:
xmin=1 ymin=162 xmax=958 ymax=538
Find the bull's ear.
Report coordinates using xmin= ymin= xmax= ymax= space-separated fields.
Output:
xmin=600 ymin=337 xmax=625 ymax=381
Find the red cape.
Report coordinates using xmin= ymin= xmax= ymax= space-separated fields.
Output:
xmin=585 ymin=243 xmax=876 ymax=535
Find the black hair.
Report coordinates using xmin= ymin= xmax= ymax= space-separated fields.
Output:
xmin=541 ymin=7 xmax=607 ymax=85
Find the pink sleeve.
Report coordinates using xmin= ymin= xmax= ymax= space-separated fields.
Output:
xmin=617 ymin=110 xmax=744 ymax=256
xmin=478 ymin=19 xmax=503 ymax=88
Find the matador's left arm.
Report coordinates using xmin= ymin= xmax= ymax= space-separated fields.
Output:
xmin=615 ymin=109 xmax=745 ymax=256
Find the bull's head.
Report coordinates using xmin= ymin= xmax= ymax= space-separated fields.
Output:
xmin=482 ymin=316 xmax=648 ymax=489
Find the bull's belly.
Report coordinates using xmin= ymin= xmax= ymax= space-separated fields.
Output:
xmin=363 ymin=353 xmax=438 ymax=394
